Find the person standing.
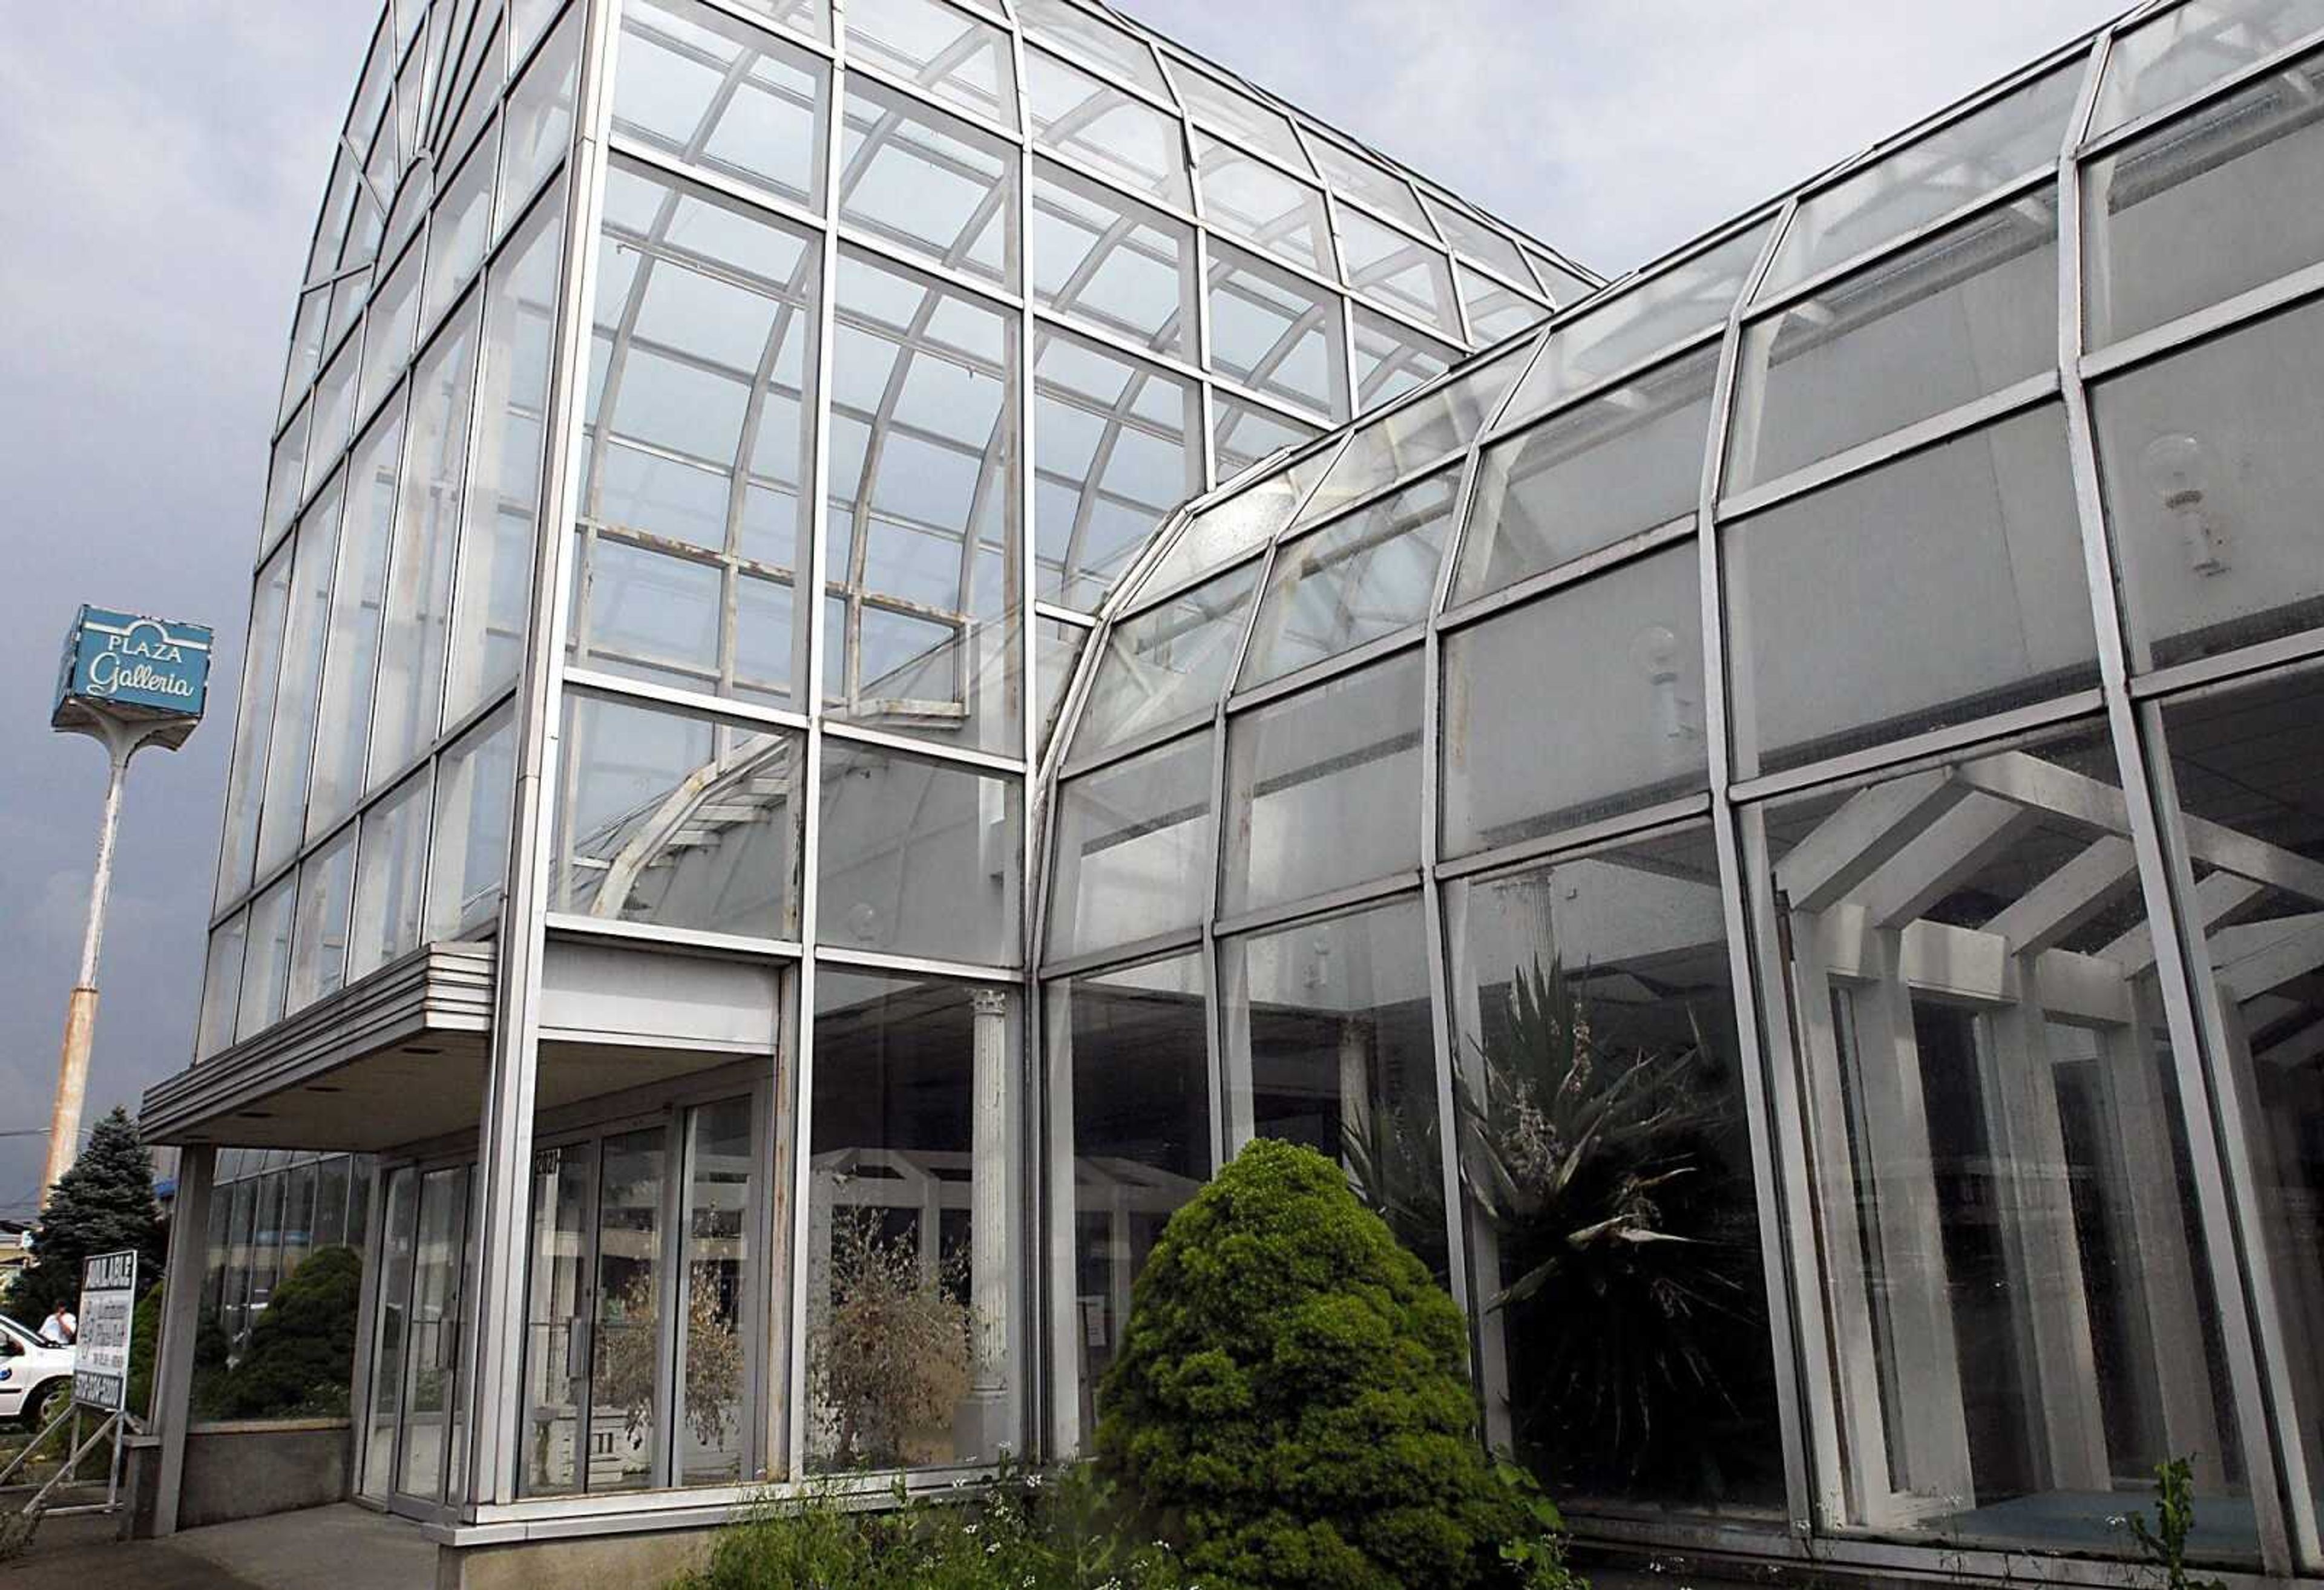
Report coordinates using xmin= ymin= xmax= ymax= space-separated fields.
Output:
xmin=38 ymin=1300 xmax=75 ymax=1347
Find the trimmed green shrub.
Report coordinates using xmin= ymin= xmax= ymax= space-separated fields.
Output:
xmin=1097 ymin=1137 xmax=1531 ymax=1590
xmin=209 ymin=1245 xmax=362 ymax=1418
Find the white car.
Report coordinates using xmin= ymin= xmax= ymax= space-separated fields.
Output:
xmin=0 ymin=1317 xmax=74 ymax=1426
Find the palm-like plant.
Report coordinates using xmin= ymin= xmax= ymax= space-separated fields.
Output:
xmin=1456 ymin=956 xmax=1769 ymax=1503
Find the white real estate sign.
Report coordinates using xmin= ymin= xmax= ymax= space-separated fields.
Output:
xmin=73 ymin=1249 xmax=137 ymax=1412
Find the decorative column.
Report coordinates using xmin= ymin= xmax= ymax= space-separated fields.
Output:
xmin=967 ymin=988 xmax=1013 ymax=1455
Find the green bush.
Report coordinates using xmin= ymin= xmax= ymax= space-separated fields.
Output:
xmin=208 ymin=1245 xmax=362 ymax=1419
xmin=673 ymin=1466 xmax=1191 ymax=1590
xmin=1097 ymin=1137 xmax=1539 ymax=1590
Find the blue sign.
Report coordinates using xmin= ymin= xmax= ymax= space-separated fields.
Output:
xmin=52 ymin=606 xmax=213 ymax=745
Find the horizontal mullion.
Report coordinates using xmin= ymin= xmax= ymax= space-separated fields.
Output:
xmin=2079 ymin=255 xmax=2324 ymax=383
xmin=561 ymin=665 xmax=813 ymax=732
xmin=2077 ymin=25 xmax=2324 ymax=160
xmin=818 ymin=715 xmax=1027 ymax=776
xmin=1055 ymin=711 xmax=1213 ymax=784
xmin=1745 ymin=165 xmax=2058 ymax=323
xmin=543 ymin=912 xmax=804 ymax=961
xmin=1436 ymin=513 xmax=1699 ymax=638
xmin=2125 ymin=623 xmax=2324 ymax=702
xmin=1477 ymin=321 xmax=1728 ymax=447
xmin=1433 ymin=792 xmax=1715 ymax=885
xmin=838 ymin=52 xmax=1024 ymax=145
xmin=1726 ymin=687 xmax=2106 ymax=805
xmin=1211 ymin=868 xmax=1421 ymax=942
xmin=1037 ymin=922 xmax=1205 ymax=983
xmin=810 ymin=941 xmax=1025 ymax=983
xmin=1226 ymin=625 xmax=1424 ymax=716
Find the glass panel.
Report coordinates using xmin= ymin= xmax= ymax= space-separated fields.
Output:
xmin=1761 ymin=59 xmax=2082 ymax=298
xmin=2087 ymin=48 xmax=2324 ymax=348
xmin=729 ymin=0 xmax=829 ymax=45
xmin=428 ymin=704 xmax=517 ymax=937
xmin=1728 ymin=407 xmax=2097 ymax=776
xmin=2092 ymin=0 xmax=2324 ymax=134
xmin=556 ymin=691 xmax=801 ymax=938
xmin=838 ymin=78 xmax=1011 ymax=284
xmin=1052 ymin=951 xmax=1210 ymax=1440
xmin=1211 ymin=391 xmax=1322 ymax=480
xmin=1223 ymin=650 xmax=1422 ymax=913
xmin=1193 ymin=131 xmax=1331 ymax=276
xmin=1298 ymin=342 xmax=1525 ymax=526
xmin=497 ymin=7 xmax=578 ymax=238
xmin=279 ymin=1160 xmax=317 ymax=1305
xmin=1032 ymin=162 xmax=1194 ymax=357
xmin=1444 ymin=541 xmax=1707 ymax=859
xmin=424 ymin=131 xmax=497 ymax=330
xmin=1036 ymin=614 xmax=1088 ymax=759
xmin=816 ymin=740 xmax=1021 ymax=964
xmin=315 ymin=1156 xmax=352 ymax=1248
xmin=1456 ymin=262 xmax=1551 ymax=343
xmin=807 ymin=974 xmax=1020 ymax=1471
xmin=2092 ymin=297 xmax=2324 ymax=670
xmin=1169 ymin=56 xmax=1308 ymax=169
xmin=827 ymin=251 xmax=1019 ymax=753
xmin=1339 ymin=210 xmax=1461 ymax=341
xmin=1241 ymin=466 xmax=1457 ymax=687
xmin=1304 ymin=136 xmax=1426 ymax=231
xmin=350 ymin=770 xmax=433 ymax=978
xmin=196 ymin=912 xmax=248 ymax=1060
xmin=360 ymin=1166 xmax=418 ymax=1502
xmin=281 ymin=289 xmax=329 ymax=427
xmin=1223 ymin=897 xmax=1445 ymax=1275
xmin=1523 ymin=244 xmax=1597 ymax=307
xmin=221 ymin=1177 xmax=257 ymax=1347
xmin=1025 ymin=48 xmax=1190 ymax=209
xmin=844 ymin=0 xmax=1014 ymax=128
xmin=287 ymin=829 xmax=356 ymax=1012
xmin=1033 ymin=329 xmax=1198 ymax=612
xmin=1206 ymin=242 xmax=1346 ymax=419
xmin=1745 ymin=725 xmax=2253 ymax=1560
xmin=218 ymin=543 xmax=294 ymax=901
xmin=1014 ymin=0 xmax=1166 ymax=98
xmin=358 ymin=245 xmax=422 ymax=424
xmin=1731 ymin=194 xmax=2058 ymax=495
xmin=615 ymin=0 xmax=826 ymax=210
xmin=1046 ymin=729 xmax=1213 ymax=961
xmin=1076 ymin=560 xmax=1257 ymax=748
xmin=373 ymin=304 xmax=482 ymax=783
xmin=571 ymin=533 xmax=724 ymax=687
xmin=256 ymin=481 xmax=346 ymax=877
xmin=591 ymin=1128 xmax=667 ymax=1494
xmin=1129 ymin=450 xmax=1330 ymax=601
xmin=678 ymin=1097 xmax=755 ymax=1486
xmin=1450 ymin=823 xmax=1783 ymax=1513
xmin=1499 ymin=218 xmax=1773 ymax=431
xmin=310 ymin=403 xmax=409 ymax=840
xmin=263 ymin=408 xmax=309 ymax=553
xmin=447 ymin=178 xmax=563 ymax=728
xmin=237 ymin=874 xmax=297 ymax=1042
xmin=1456 ymin=345 xmax=1716 ymax=602
xmin=519 ymin=1139 xmax=595 ymax=1497
xmin=397 ymin=1166 xmax=468 ymax=1500
xmin=1423 ymin=194 xmax=1531 ymax=285
xmin=2151 ymin=667 xmax=2324 ymax=1540
xmin=1351 ymin=304 xmax=1457 ymax=414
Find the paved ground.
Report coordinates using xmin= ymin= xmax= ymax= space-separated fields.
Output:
xmin=1 ymin=1503 xmax=436 ymax=1589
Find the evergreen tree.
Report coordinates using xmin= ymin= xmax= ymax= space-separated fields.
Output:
xmin=7 ymin=1107 xmax=163 ymax=1326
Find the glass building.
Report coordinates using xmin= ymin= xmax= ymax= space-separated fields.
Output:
xmin=142 ymin=0 xmax=2324 ymax=1583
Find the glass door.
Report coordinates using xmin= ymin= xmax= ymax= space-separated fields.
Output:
xmin=394 ymin=1165 xmax=471 ymax=1511
xmin=589 ymin=1128 xmax=668 ymax=1494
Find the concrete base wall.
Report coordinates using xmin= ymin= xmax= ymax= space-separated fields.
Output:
xmin=176 ymin=1419 xmax=353 ymax=1529
xmin=438 ymin=1525 xmax=716 ymax=1590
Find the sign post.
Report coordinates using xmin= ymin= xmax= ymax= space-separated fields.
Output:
xmin=43 ymin=607 xmax=210 ymax=1204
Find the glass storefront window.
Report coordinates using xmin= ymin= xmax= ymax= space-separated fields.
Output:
xmin=1046 ymin=729 xmax=1213 ymax=963
xmin=1744 ymin=724 xmax=2252 ymax=1559
xmin=815 ymin=739 xmax=1022 ymax=966
xmin=678 ymin=1097 xmax=756 ymax=1486
xmin=1448 ymin=822 xmax=1783 ymax=1514
xmin=808 ymin=973 xmax=1020 ymax=1471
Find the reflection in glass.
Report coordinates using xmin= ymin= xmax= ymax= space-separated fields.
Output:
xmin=237 ymin=875 xmax=297 ymax=1043
xmin=816 ymin=739 xmax=1020 ymax=965
xmin=556 ymin=691 xmax=800 ymax=938
xmin=2090 ymin=0 xmax=2324 ymax=135
xmin=1298 ymin=342 xmax=1523 ymax=525
xmin=197 ymin=914 xmax=248 ymax=1060
xmin=678 ymin=1097 xmax=754 ymax=1485
xmin=309 ymin=402 xmax=407 ymax=840
xmin=1241 ymin=466 xmax=1458 ymax=686
xmin=428 ymin=705 xmax=516 ymax=938
xmin=1222 ymin=651 xmax=1423 ymax=913
xmin=256 ymin=480 xmax=346 ymax=878
xmin=218 ymin=544 xmax=295 ymax=901
xmin=1224 ymin=898 xmax=1446 ymax=1276
xmin=361 ymin=1167 xmax=419 ymax=1502
xmin=590 ymin=1130 xmax=667 ymax=1494
xmin=1444 ymin=541 xmax=1707 ymax=858
xmin=1074 ymin=560 xmax=1258 ymax=748
xmin=398 ymin=1165 xmax=470 ymax=1500
xmin=519 ymin=1139 xmax=594 ymax=1496
xmin=352 ymin=770 xmax=433 ymax=978
xmin=287 ymin=829 xmax=356 ymax=1013
xmin=1727 ymin=407 xmax=2096 ymax=776
xmin=1046 ymin=730 xmax=1213 ymax=962
xmin=1449 ymin=824 xmax=1782 ymax=1512
xmin=808 ymin=974 xmax=1019 ymax=1470
xmin=1746 ymin=728 xmax=2251 ymax=1557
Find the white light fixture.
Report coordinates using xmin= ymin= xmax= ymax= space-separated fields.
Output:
xmin=2140 ymin=432 xmax=2230 ymax=577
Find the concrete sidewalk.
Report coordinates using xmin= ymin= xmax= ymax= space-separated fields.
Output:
xmin=1 ymin=1503 xmax=436 ymax=1589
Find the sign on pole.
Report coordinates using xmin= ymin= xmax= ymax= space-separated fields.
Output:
xmin=73 ymin=1251 xmax=137 ymax=1413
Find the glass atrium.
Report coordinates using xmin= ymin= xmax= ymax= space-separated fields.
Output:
xmin=143 ymin=0 xmax=2324 ymax=1583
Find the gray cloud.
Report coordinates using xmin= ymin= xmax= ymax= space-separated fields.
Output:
xmin=0 ymin=0 xmax=2125 ymax=1212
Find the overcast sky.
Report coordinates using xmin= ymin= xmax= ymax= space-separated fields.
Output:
xmin=0 ymin=0 xmax=2125 ymax=1215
